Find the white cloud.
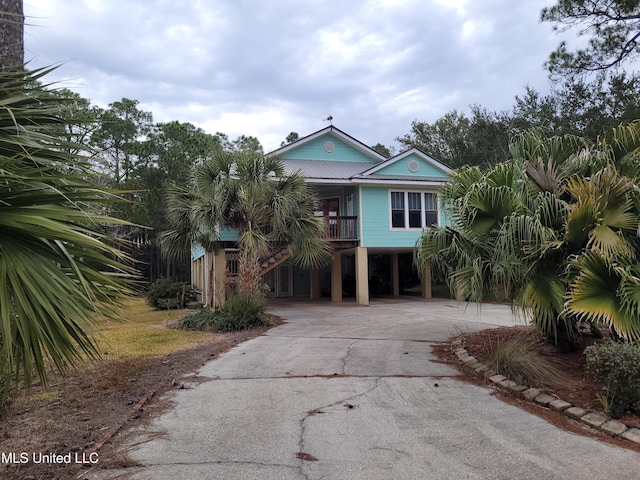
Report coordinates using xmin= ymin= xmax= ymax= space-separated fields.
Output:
xmin=433 ymin=0 xmax=468 ymax=15
xmin=24 ymin=0 xmax=578 ymax=152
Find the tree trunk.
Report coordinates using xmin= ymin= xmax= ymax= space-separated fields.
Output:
xmin=237 ymin=249 xmax=263 ymax=298
xmin=0 ymin=0 xmax=23 ymax=70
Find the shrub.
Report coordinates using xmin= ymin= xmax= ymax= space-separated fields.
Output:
xmin=146 ymin=278 xmax=195 ymax=309
xmin=586 ymin=342 xmax=640 ymax=418
xmin=486 ymin=331 xmax=570 ymax=387
xmin=177 ymin=310 xmax=218 ymax=330
xmin=176 ymin=295 xmax=269 ymax=332
xmin=213 ymin=294 xmax=269 ymax=332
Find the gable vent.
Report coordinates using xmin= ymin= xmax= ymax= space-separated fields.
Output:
xmin=408 ymin=160 xmax=419 ymax=172
xmin=323 ymin=141 xmax=335 ymax=153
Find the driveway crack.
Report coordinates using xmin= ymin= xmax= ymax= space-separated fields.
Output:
xmin=296 ymin=377 xmax=383 ymax=477
xmin=126 ymin=458 xmax=304 ymax=477
xmin=341 ymin=340 xmax=358 ymax=375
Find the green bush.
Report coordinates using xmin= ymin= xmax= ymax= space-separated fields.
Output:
xmin=146 ymin=278 xmax=196 ymax=309
xmin=214 ymin=294 xmax=269 ymax=332
xmin=177 ymin=310 xmax=217 ymax=330
xmin=586 ymin=342 xmax=640 ymax=418
xmin=176 ymin=295 xmax=268 ymax=332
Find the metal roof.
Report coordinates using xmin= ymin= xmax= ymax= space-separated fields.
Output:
xmin=281 ymin=158 xmax=448 ymax=186
xmin=282 ymin=159 xmax=374 ymax=179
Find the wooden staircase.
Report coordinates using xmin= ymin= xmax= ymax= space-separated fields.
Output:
xmin=260 ymin=248 xmax=291 ymax=276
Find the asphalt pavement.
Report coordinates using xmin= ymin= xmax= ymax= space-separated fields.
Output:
xmin=101 ymin=298 xmax=640 ymax=479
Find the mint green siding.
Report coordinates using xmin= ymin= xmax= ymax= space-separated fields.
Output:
xmin=219 ymin=227 xmax=238 ymax=241
xmin=371 ymin=153 xmax=449 ymax=178
xmin=192 ymin=243 xmax=205 ymax=260
xmin=360 ymin=186 xmax=445 ymax=247
xmin=192 ymin=229 xmax=238 ymax=259
xmin=282 ymin=136 xmax=377 ymax=163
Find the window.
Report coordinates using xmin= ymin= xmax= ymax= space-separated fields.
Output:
xmin=391 ymin=191 xmax=405 ymax=228
xmin=389 ymin=191 xmax=438 ymax=229
xmin=424 ymin=193 xmax=438 ymax=226
xmin=408 ymin=192 xmax=422 ymax=228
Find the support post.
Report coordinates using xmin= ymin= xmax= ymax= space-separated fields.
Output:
xmin=391 ymin=253 xmax=400 ymax=297
xmin=331 ymin=251 xmax=342 ymax=303
xmin=310 ymin=268 xmax=320 ymax=300
xmin=213 ymin=249 xmax=227 ymax=308
xmin=421 ymin=259 xmax=432 ymax=299
xmin=355 ymin=247 xmax=369 ymax=306
xmin=206 ymin=252 xmax=213 ymax=307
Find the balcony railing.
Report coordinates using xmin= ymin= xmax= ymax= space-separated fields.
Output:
xmin=321 ymin=215 xmax=358 ymax=240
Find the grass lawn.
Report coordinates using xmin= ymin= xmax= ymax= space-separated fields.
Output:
xmin=93 ymin=297 xmax=214 ymax=359
xmin=0 ymin=296 xmax=275 ymax=480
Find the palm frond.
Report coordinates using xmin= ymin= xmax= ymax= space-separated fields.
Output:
xmin=565 ymin=253 xmax=640 ymax=341
xmin=440 ymin=165 xmax=483 ymax=203
xmin=600 ymin=121 xmax=640 ymax=178
xmin=525 ymin=157 xmax=562 ymax=196
xmin=518 ymin=273 xmax=566 ymax=342
xmin=564 ymin=200 xmax=596 ymax=248
xmin=588 ymin=224 xmax=635 ymax=258
xmin=0 ymin=67 xmax=134 ymax=386
xmin=465 ymin=184 xmax=524 ymax=234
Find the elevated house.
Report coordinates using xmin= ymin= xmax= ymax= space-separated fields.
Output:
xmin=191 ymin=126 xmax=451 ymax=306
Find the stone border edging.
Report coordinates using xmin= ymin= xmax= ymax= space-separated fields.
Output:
xmin=451 ymin=339 xmax=640 ymax=445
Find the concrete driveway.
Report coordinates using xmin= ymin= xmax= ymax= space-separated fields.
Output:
xmin=114 ymin=298 xmax=640 ymax=479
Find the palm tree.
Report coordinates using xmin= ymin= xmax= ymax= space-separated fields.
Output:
xmin=162 ymin=149 xmax=331 ymax=299
xmin=416 ymin=123 xmax=640 ymax=347
xmin=0 ymin=67 xmax=133 ymax=388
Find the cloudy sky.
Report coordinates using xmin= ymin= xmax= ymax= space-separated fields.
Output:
xmin=23 ymin=0 xmax=571 ymax=152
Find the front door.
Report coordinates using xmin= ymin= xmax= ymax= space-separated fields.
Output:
xmin=321 ymin=197 xmax=340 ymax=216
xmin=264 ymin=264 xmax=293 ymax=297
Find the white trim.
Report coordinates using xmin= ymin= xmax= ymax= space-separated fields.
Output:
xmin=302 ymin=177 xmax=446 ymax=187
xmin=388 ymin=189 xmax=439 ymax=231
xmin=299 ymin=178 xmax=353 ymax=184
xmin=353 ymin=178 xmax=446 ymax=187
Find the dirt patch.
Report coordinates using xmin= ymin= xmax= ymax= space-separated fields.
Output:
xmin=0 ymin=319 xmax=280 ymax=480
xmin=433 ymin=326 xmax=640 ymax=453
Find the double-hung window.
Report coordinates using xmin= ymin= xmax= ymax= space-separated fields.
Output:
xmin=391 ymin=191 xmax=405 ymax=228
xmin=424 ymin=192 xmax=438 ymax=226
xmin=389 ymin=191 xmax=438 ymax=229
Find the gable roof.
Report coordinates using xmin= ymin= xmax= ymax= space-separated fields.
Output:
xmin=271 ymin=125 xmax=387 ymax=163
xmin=271 ymin=126 xmax=451 ymax=186
xmin=360 ymin=148 xmax=452 ymax=177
